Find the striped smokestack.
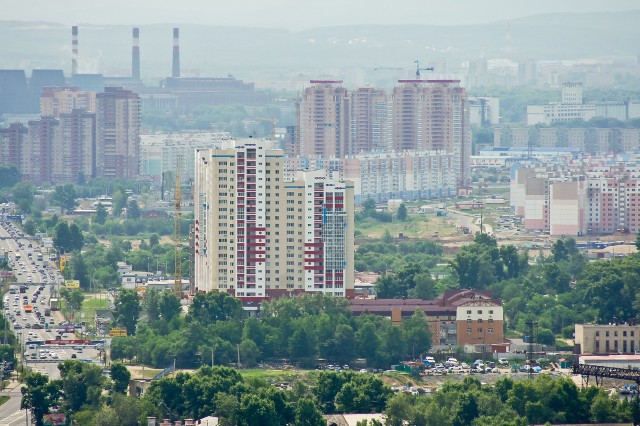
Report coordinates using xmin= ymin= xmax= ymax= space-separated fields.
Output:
xmin=72 ymin=26 xmax=78 ymax=75
xmin=172 ymin=27 xmax=180 ymax=78
xmin=132 ymin=27 xmax=140 ymax=80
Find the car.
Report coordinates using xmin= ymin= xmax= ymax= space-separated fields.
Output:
xmin=71 ymin=354 xmax=77 ymax=359
xmin=498 ymin=358 xmax=509 ymax=366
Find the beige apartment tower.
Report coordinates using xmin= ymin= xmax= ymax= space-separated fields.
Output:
xmin=194 ymin=139 xmax=355 ymax=304
xmin=95 ymin=87 xmax=140 ymax=179
xmin=391 ymin=79 xmax=471 ymax=188
xmin=298 ymin=80 xmax=350 ymax=158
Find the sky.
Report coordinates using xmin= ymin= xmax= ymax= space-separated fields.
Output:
xmin=3 ymin=0 xmax=639 ymax=30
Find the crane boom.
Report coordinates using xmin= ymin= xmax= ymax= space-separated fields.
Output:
xmin=414 ymin=60 xmax=434 ymax=79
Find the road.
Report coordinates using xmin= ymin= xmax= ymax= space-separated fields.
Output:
xmin=0 ymin=217 xmax=103 ymax=424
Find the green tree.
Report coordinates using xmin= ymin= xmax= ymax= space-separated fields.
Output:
xmin=58 ymin=360 xmax=106 ymax=413
xmin=52 ymin=184 xmax=79 ymax=213
xmin=239 ymin=339 xmax=261 ymax=367
xmin=12 ymin=182 xmax=34 ymax=213
xmin=110 ymin=363 xmax=131 ymax=394
xmin=237 ymin=393 xmax=280 ymax=426
xmin=288 ymin=328 xmax=316 ymax=363
xmin=158 ymin=291 xmax=182 ymax=322
xmin=127 ymin=199 xmax=141 ymax=220
xmin=95 ymin=203 xmax=108 ymax=225
xmin=0 ymin=165 xmax=20 ymax=189
xmin=21 ymin=373 xmax=61 ymax=426
xmin=112 ymin=289 xmax=142 ymax=335
xmin=402 ymin=309 xmax=432 ymax=359
xmin=294 ymin=398 xmax=325 ymax=426
xmin=144 ymin=288 xmax=161 ymax=322
xmin=72 ymin=252 xmax=89 ymax=289
xmin=396 ymin=204 xmax=408 ymax=221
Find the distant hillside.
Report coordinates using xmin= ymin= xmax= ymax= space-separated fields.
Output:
xmin=0 ymin=10 xmax=638 ymax=83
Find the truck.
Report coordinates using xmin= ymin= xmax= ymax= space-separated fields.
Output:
xmin=44 ymin=308 xmax=51 ymax=317
xmin=49 ymin=298 xmax=59 ymax=311
xmin=36 ymin=252 xmax=43 ymax=262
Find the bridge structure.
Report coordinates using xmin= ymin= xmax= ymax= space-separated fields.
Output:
xmin=572 ymin=363 xmax=640 ymax=387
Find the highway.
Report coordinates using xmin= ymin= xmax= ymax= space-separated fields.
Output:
xmin=0 ymin=216 xmax=103 ymax=425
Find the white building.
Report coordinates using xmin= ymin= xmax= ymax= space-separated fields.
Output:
xmin=193 ymin=139 xmax=355 ymax=303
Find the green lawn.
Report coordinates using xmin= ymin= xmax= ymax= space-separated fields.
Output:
xmin=80 ymin=297 xmax=110 ymax=325
xmin=356 ymin=215 xmax=457 ymax=240
xmin=0 ymin=395 xmax=9 ymax=406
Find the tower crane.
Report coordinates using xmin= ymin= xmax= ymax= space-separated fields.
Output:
xmin=373 ymin=67 xmax=403 ymax=71
xmin=173 ymin=170 xmax=183 ymax=297
xmin=414 ymin=60 xmax=434 ymax=79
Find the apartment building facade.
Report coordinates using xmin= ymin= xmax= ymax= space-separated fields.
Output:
xmin=391 ymin=79 xmax=471 ymax=188
xmin=511 ymin=157 xmax=640 ymax=235
xmin=40 ymin=86 xmax=96 ymax=117
xmin=297 ymin=80 xmax=350 ymax=158
xmin=193 ymin=139 xmax=355 ymax=303
xmin=575 ymin=323 xmax=640 ymax=354
xmin=96 ymin=87 xmax=140 ymax=179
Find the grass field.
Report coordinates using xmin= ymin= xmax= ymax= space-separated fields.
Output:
xmin=356 ymin=215 xmax=457 ymax=240
xmin=80 ymin=296 xmax=110 ymax=325
xmin=0 ymin=395 xmax=9 ymax=406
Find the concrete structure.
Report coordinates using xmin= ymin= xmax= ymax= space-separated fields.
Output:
xmin=172 ymin=28 xmax=180 ymax=78
xmin=494 ymin=126 xmax=640 ymax=153
xmin=297 ymin=80 xmax=350 ymax=158
xmin=71 ymin=26 xmax=79 ymax=76
xmin=139 ymin=131 xmax=231 ymax=183
xmin=283 ymin=150 xmax=459 ymax=205
xmin=391 ymin=79 xmax=471 ymax=188
xmin=349 ymin=289 xmax=504 ymax=347
xmin=40 ymin=86 xmax=96 ymax=117
xmin=468 ymin=97 xmax=500 ymax=127
xmin=193 ymin=139 xmax=355 ymax=304
xmin=527 ymin=83 xmax=596 ymax=125
xmin=132 ymin=28 xmax=141 ymax=81
xmin=575 ymin=323 xmax=640 ymax=354
xmin=511 ymin=156 xmax=640 ymax=235
xmin=349 ymin=87 xmax=388 ymax=154
xmin=95 ymin=87 xmax=140 ymax=179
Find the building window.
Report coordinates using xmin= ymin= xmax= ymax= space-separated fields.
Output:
xmin=478 ymin=319 xmax=483 ymax=324
xmin=466 ymin=328 xmax=471 ymax=335
xmin=488 ymin=328 xmax=493 ymax=334
xmin=595 ymin=331 xmax=600 ymax=337
xmin=606 ymin=331 xmax=610 ymax=337
xmin=488 ymin=319 xmax=493 ymax=324
xmin=624 ymin=331 xmax=628 ymax=337
xmin=478 ymin=328 xmax=483 ymax=333
xmin=477 ymin=310 xmax=482 ymax=314
xmin=467 ymin=319 xmax=471 ymax=324
xmin=466 ymin=310 xmax=471 ymax=315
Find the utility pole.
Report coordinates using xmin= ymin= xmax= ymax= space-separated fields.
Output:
xmin=237 ymin=345 xmax=240 ymax=368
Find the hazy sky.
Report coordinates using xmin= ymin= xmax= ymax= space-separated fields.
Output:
xmin=3 ymin=0 xmax=639 ymax=30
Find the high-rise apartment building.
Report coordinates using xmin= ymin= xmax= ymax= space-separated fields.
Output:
xmin=51 ymin=109 xmax=95 ymax=183
xmin=0 ymin=123 xmax=27 ymax=170
xmin=349 ymin=87 xmax=388 ymax=153
xmin=194 ymin=139 xmax=355 ymax=303
xmin=96 ymin=87 xmax=140 ymax=179
xmin=298 ymin=80 xmax=350 ymax=158
xmin=40 ymin=86 xmax=96 ymax=117
xmin=391 ymin=79 xmax=471 ymax=188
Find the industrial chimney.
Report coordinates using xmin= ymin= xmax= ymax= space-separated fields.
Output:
xmin=172 ymin=28 xmax=180 ymax=78
xmin=71 ymin=26 xmax=79 ymax=75
xmin=132 ymin=27 xmax=140 ymax=80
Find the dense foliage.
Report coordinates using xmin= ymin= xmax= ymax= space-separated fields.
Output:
xmin=109 ymin=292 xmax=432 ymax=369
xmin=382 ymin=375 xmax=640 ymax=426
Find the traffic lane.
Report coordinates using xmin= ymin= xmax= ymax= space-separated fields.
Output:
xmin=0 ymin=395 xmax=28 ymax=426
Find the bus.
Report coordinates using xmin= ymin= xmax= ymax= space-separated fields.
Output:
xmin=24 ymin=305 xmax=33 ymax=313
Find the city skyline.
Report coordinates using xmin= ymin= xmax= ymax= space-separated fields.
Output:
xmin=1 ymin=0 xmax=638 ymax=30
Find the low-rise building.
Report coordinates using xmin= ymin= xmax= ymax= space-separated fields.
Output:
xmin=349 ymin=289 xmax=504 ymax=347
xmin=575 ymin=323 xmax=640 ymax=354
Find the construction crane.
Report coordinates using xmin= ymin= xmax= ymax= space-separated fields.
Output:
xmin=173 ymin=171 xmax=183 ymax=297
xmin=414 ymin=60 xmax=434 ymax=79
xmin=255 ymin=117 xmax=277 ymax=140
xmin=373 ymin=67 xmax=403 ymax=71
